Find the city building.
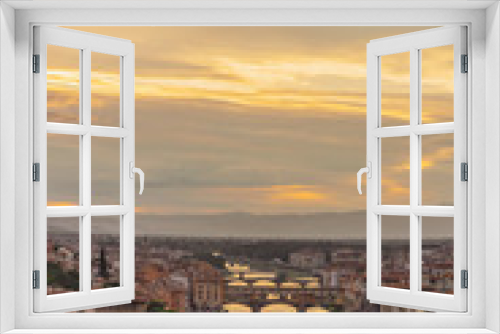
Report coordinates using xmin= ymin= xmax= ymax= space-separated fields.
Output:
xmin=188 ymin=261 xmax=225 ymax=312
xmin=289 ymin=248 xmax=326 ymax=269
xmin=321 ymin=266 xmax=339 ymax=288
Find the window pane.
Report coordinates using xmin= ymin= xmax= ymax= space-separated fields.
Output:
xmin=421 ymin=133 xmax=454 ymax=206
xmin=381 ymin=52 xmax=410 ymax=127
xmin=47 ymin=134 xmax=79 ymax=206
xmin=421 ymin=217 xmax=454 ymax=294
xmin=92 ymin=52 xmax=121 ymax=127
xmin=47 ymin=217 xmax=80 ymax=295
xmin=92 ymin=216 xmax=121 ymax=290
xmin=421 ymin=45 xmax=454 ymax=124
xmin=47 ymin=45 xmax=80 ymax=124
xmin=382 ymin=137 xmax=410 ymax=205
xmin=381 ymin=215 xmax=410 ymax=290
xmin=92 ymin=137 xmax=120 ymax=205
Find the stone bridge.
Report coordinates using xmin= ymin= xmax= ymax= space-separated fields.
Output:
xmin=223 ymin=273 xmax=335 ymax=312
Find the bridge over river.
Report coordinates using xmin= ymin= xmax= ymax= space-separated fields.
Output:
xmin=223 ymin=272 xmax=336 ymax=312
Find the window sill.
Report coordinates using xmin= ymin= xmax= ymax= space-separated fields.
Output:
xmin=4 ymin=329 xmax=497 ymax=334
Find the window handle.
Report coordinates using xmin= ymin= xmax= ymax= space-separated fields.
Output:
xmin=357 ymin=162 xmax=372 ymax=195
xmin=129 ymin=162 xmax=145 ymax=195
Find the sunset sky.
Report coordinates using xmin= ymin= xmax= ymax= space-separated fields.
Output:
xmin=46 ymin=26 xmax=454 ymax=225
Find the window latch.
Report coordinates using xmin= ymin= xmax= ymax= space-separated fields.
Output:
xmin=357 ymin=162 xmax=372 ymax=195
xmin=129 ymin=162 xmax=145 ymax=195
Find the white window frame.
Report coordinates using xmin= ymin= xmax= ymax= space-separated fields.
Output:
xmin=366 ymin=26 xmax=467 ymax=312
xmin=0 ymin=2 xmax=499 ymax=333
xmin=33 ymin=26 xmax=136 ymax=313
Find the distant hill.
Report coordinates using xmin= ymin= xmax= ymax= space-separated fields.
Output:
xmin=130 ymin=211 xmax=452 ymax=240
xmin=133 ymin=211 xmax=368 ymax=240
xmin=49 ymin=211 xmax=453 ymax=240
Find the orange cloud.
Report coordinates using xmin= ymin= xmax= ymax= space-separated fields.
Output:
xmin=47 ymin=57 xmax=454 ymax=124
xmin=398 ymin=146 xmax=453 ymax=171
xmin=266 ymin=185 xmax=327 ymax=202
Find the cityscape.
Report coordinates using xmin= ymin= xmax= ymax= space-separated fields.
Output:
xmin=43 ymin=26 xmax=456 ymax=314
xmin=47 ymin=230 xmax=453 ymax=313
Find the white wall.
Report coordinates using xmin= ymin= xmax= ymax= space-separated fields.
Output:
xmin=0 ymin=2 xmax=16 ymax=333
xmin=485 ymin=2 xmax=500 ymax=333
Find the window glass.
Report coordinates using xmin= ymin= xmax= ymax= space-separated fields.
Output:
xmin=421 ymin=45 xmax=454 ymax=124
xmin=92 ymin=137 xmax=121 ymax=205
xmin=381 ymin=52 xmax=410 ymax=127
xmin=421 ymin=217 xmax=453 ymax=294
xmin=91 ymin=52 xmax=121 ymax=127
xmin=382 ymin=137 xmax=410 ymax=205
xmin=421 ymin=134 xmax=454 ymax=206
xmin=381 ymin=215 xmax=410 ymax=290
xmin=47 ymin=217 xmax=80 ymax=295
xmin=92 ymin=216 xmax=121 ymax=290
xmin=47 ymin=134 xmax=79 ymax=206
xmin=47 ymin=45 xmax=80 ymax=124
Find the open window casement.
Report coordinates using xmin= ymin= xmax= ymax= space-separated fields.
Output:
xmin=33 ymin=26 xmax=141 ymax=312
xmin=362 ymin=26 xmax=467 ymax=312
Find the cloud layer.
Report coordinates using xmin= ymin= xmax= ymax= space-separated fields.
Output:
xmin=46 ymin=26 xmax=454 ymax=216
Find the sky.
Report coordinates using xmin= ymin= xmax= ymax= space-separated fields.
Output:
xmin=46 ymin=27 xmax=455 ymax=233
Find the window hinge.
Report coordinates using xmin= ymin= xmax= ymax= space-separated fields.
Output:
xmin=461 ymin=270 xmax=468 ymax=289
xmin=33 ymin=270 xmax=40 ymax=289
xmin=33 ymin=163 xmax=40 ymax=182
xmin=461 ymin=54 xmax=468 ymax=73
xmin=33 ymin=54 xmax=40 ymax=73
xmin=461 ymin=162 xmax=468 ymax=182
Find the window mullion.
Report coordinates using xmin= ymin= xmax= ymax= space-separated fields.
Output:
xmin=78 ymin=48 xmax=84 ymax=293
xmin=409 ymin=47 xmax=420 ymax=294
xmin=82 ymin=48 xmax=92 ymax=294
